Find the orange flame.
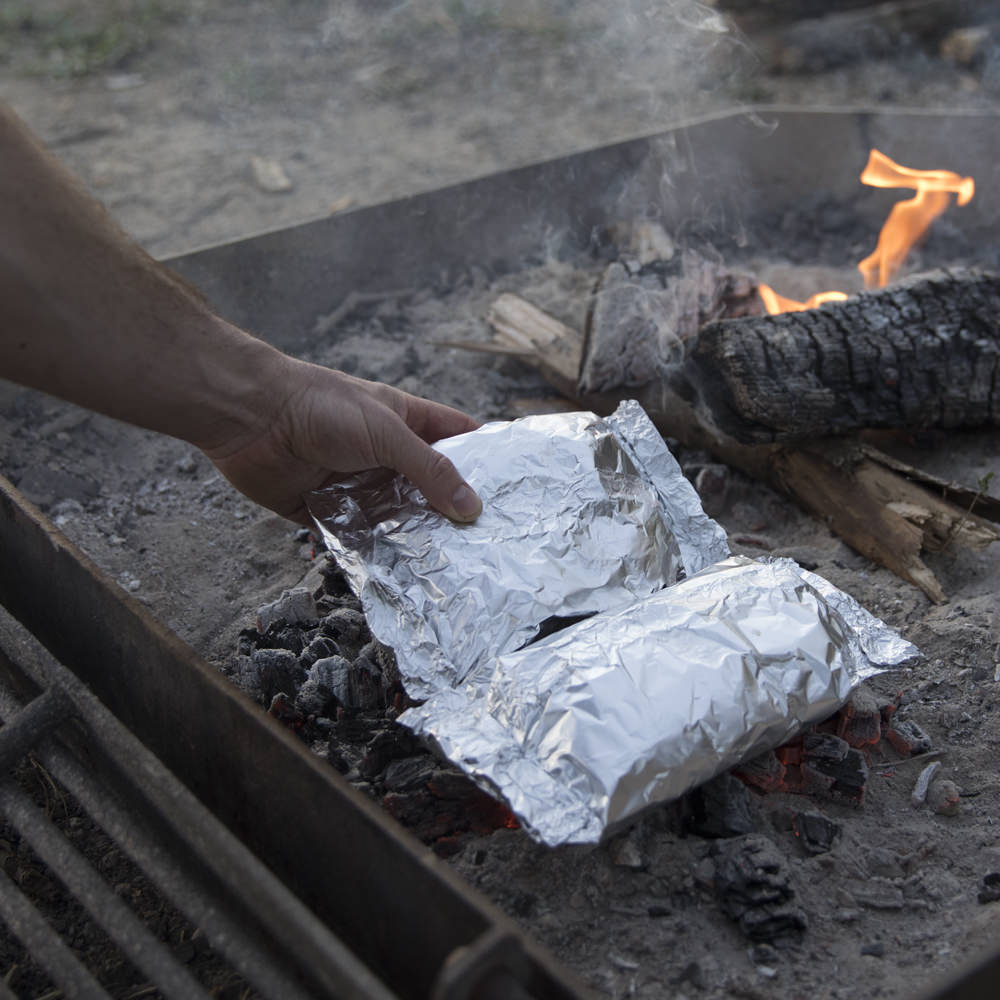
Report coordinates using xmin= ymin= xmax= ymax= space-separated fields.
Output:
xmin=856 ymin=149 xmax=974 ymax=289
xmin=758 ymin=286 xmax=848 ymax=314
xmin=760 ymin=149 xmax=974 ymax=315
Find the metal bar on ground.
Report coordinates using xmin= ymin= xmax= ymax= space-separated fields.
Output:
xmin=0 ymin=865 xmax=110 ymax=1000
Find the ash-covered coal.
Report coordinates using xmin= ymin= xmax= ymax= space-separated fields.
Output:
xmin=228 ymin=549 xmax=519 ymax=853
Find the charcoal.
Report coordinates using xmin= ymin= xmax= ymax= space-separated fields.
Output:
xmin=687 ymin=773 xmax=756 ymax=838
xmin=268 ymin=693 xmax=305 ymax=731
xmin=330 ymin=713 xmax=376 ymax=746
xmin=803 ymin=732 xmax=867 ymax=804
xmin=257 ymin=587 xmax=318 ymax=633
xmin=321 ymin=607 xmax=369 ymax=646
xmin=294 ymin=677 xmax=334 ymax=718
xmin=383 ymin=755 xmax=437 ymax=793
xmin=385 ymin=768 xmax=518 ymax=845
xmin=236 ymin=627 xmax=259 ymax=657
xmin=359 ymin=726 xmax=420 ymax=780
xmin=309 ymin=654 xmax=353 ymax=705
xmin=734 ymin=752 xmax=786 ymax=793
xmin=861 ymin=942 xmax=886 ymax=958
xmin=791 ymin=811 xmax=841 ymax=854
xmin=712 ymin=834 xmax=807 ymax=943
xmin=803 ymin=731 xmax=849 ymax=763
xmin=250 ymin=648 xmax=305 ymax=705
xmin=229 ymin=654 xmax=263 ymax=701
xmin=887 ymin=718 xmax=933 ymax=756
xmin=837 ymin=686 xmax=883 ymax=748
xmin=261 ymin=623 xmax=306 ymax=656
xmin=300 ymin=635 xmax=341 ymax=669
xmin=353 ymin=643 xmax=390 ymax=709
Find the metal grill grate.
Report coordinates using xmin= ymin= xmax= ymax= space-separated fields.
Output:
xmin=0 ymin=607 xmax=397 ymax=1000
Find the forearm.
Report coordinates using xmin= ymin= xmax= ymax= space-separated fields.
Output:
xmin=0 ymin=101 xmax=282 ymax=451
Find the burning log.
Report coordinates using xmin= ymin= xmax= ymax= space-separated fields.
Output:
xmin=474 ymin=285 xmax=1000 ymax=603
xmin=688 ymin=268 xmax=1000 ymax=443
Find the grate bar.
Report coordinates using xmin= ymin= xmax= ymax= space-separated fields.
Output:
xmin=0 ymin=687 xmax=70 ymax=772
xmin=0 ymin=780 xmax=213 ymax=1000
xmin=0 ymin=610 xmax=399 ymax=1000
xmin=43 ymin=743 xmax=325 ymax=1000
xmin=0 ymin=864 xmax=110 ymax=999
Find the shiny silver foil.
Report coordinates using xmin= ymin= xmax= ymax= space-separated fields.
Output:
xmin=401 ymin=556 xmax=917 ymax=846
xmin=308 ymin=401 xmax=916 ymax=846
xmin=308 ymin=400 xmax=729 ymax=699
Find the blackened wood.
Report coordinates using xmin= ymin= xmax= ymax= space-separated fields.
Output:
xmin=690 ymin=269 xmax=1000 ymax=443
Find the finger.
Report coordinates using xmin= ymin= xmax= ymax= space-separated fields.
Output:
xmin=405 ymin=396 xmax=481 ymax=444
xmin=378 ymin=417 xmax=482 ymax=522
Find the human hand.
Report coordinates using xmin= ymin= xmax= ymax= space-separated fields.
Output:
xmin=203 ymin=354 xmax=483 ymax=526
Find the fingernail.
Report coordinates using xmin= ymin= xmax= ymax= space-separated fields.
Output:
xmin=451 ymin=483 xmax=482 ymax=521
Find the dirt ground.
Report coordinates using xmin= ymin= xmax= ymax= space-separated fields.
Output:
xmin=4 ymin=2 xmax=1000 ymax=998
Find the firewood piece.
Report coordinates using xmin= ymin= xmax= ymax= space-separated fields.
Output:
xmin=580 ymin=253 xmax=760 ymax=395
xmin=690 ymin=269 xmax=1000 ymax=443
xmin=772 ymin=441 xmax=1000 ymax=603
xmin=435 ymin=293 xmax=581 ymax=399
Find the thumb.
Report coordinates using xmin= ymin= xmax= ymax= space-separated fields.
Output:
xmin=380 ymin=419 xmax=482 ymax=522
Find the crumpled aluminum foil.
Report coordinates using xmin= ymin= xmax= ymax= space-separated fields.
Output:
xmin=401 ymin=555 xmax=917 ymax=846
xmin=308 ymin=400 xmax=917 ymax=846
xmin=308 ymin=400 xmax=729 ymax=699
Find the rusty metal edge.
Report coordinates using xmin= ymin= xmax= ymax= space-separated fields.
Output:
xmin=0 ymin=476 xmax=594 ymax=1000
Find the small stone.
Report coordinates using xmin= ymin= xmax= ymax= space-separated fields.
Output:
xmin=251 ymin=155 xmax=294 ymax=193
xmin=608 ymin=832 xmax=647 ymax=870
xmin=105 ymin=72 xmax=145 ymax=91
xmin=977 ymin=872 xmax=1000 ymax=904
xmin=861 ymin=941 xmax=886 ymax=958
xmin=927 ymin=779 xmax=961 ymax=817
xmin=791 ymin=811 xmax=840 ymax=854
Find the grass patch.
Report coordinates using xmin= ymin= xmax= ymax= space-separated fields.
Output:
xmin=0 ymin=0 xmax=194 ymax=78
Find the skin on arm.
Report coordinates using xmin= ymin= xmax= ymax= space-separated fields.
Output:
xmin=0 ymin=101 xmax=482 ymax=525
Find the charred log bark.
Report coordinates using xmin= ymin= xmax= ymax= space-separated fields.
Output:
xmin=689 ymin=269 xmax=1000 ymax=443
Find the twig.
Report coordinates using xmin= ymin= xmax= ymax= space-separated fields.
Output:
xmin=873 ymin=748 xmax=945 ymax=772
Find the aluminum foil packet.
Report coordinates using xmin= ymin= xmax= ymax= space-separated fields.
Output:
xmin=401 ymin=555 xmax=918 ymax=846
xmin=308 ymin=400 xmax=729 ymax=699
xmin=308 ymin=400 xmax=916 ymax=846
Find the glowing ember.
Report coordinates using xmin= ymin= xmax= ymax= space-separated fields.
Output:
xmin=760 ymin=149 xmax=975 ymax=315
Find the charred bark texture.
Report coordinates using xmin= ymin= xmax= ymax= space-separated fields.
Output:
xmin=691 ymin=269 xmax=1000 ymax=443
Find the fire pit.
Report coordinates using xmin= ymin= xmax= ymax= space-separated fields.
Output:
xmin=3 ymin=107 xmax=1000 ymax=999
